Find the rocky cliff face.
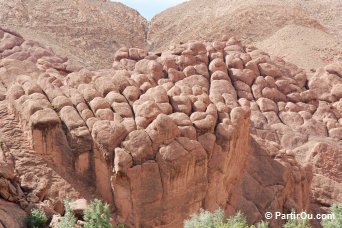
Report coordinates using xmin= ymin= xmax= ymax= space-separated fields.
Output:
xmin=0 ymin=144 xmax=27 ymax=228
xmin=0 ymin=27 xmax=340 ymax=227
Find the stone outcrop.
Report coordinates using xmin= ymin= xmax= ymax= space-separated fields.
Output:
xmin=0 ymin=27 xmax=341 ymax=228
xmin=0 ymin=145 xmax=23 ymax=204
xmin=0 ymin=199 xmax=27 ymax=228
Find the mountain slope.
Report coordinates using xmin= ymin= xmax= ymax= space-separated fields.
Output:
xmin=148 ymin=0 xmax=341 ymax=71
xmin=0 ymin=0 xmax=340 ymax=71
xmin=256 ymin=25 xmax=341 ymax=70
xmin=0 ymin=0 xmax=148 ymax=69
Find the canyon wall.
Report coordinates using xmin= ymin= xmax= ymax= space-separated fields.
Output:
xmin=0 ymin=28 xmax=341 ymax=227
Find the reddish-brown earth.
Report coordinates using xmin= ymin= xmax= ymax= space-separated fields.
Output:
xmin=0 ymin=0 xmax=341 ymax=228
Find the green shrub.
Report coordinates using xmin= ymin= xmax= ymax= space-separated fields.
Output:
xmin=254 ymin=221 xmax=269 ymax=228
xmin=322 ymin=204 xmax=341 ymax=228
xmin=84 ymin=199 xmax=111 ymax=228
xmin=57 ymin=200 xmax=77 ymax=228
xmin=184 ymin=208 xmax=225 ymax=228
xmin=184 ymin=208 xmax=267 ymax=228
xmin=26 ymin=209 xmax=48 ymax=228
xmin=225 ymin=211 xmax=250 ymax=228
xmin=283 ymin=211 xmax=311 ymax=228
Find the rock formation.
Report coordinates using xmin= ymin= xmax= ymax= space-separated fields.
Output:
xmin=0 ymin=0 xmax=147 ymax=69
xmin=0 ymin=26 xmax=340 ymax=227
xmin=0 ymin=199 xmax=26 ymax=228
xmin=149 ymin=0 xmax=342 ymax=71
xmin=0 ymin=145 xmax=27 ymax=228
xmin=0 ymin=0 xmax=340 ymax=72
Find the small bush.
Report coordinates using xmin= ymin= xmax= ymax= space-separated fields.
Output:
xmin=255 ymin=221 xmax=269 ymax=228
xmin=283 ymin=210 xmax=311 ymax=228
xmin=26 ymin=209 xmax=48 ymax=228
xmin=57 ymin=200 xmax=77 ymax=228
xmin=184 ymin=208 xmax=267 ymax=228
xmin=322 ymin=204 xmax=341 ymax=228
xmin=84 ymin=199 xmax=111 ymax=228
xmin=184 ymin=208 xmax=225 ymax=228
xmin=225 ymin=211 xmax=250 ymax=228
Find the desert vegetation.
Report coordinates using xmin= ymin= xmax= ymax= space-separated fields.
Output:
xmin=321 ymin=204 xmax=342 ymax=228
xmin=26 ymin=209 xmax=48 ymax=228
xmin=57 ymin=200 xmax=77 ymax=228
xmin=84 ymin=199 xmax=111 ymax=228
xmin=184 ymin=209 xmax=268 ymax=228
xmin=26 ymin=199 xmax=112 ymax=228
xmin=184 ymin=205 xmax=342 ymax=228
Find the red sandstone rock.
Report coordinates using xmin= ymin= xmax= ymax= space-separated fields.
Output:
xmin=0 ymin=199 xmax=27 ymax=228
xmin=0 ymin=27 xmax=340 ymax=228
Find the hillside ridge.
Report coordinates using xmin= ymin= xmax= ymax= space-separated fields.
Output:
xmin=0 ymin=0 xmax=340 ymax=71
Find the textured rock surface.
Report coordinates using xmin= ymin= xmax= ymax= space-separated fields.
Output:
xmin=0 ymin=27 xmax=340 ymax=227
xmin=148 ymin=0 xmax=341 ymax=70
xmin=0 ymin=199 xmax=27 ymax=228
xmin=0 ymin=0 xmax=340 ymax=72
xmin=0 ymin=0 xmax=147 ymax=69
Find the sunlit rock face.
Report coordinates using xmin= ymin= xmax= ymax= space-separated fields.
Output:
xmin=0 ymin=27 xmax=340 ymax=227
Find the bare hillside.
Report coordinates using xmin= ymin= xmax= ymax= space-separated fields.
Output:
xmin=148 ymin=0 xmax=341 ymax=70
xmin=0 ymin=0 xmax=340 ymax=71
xmin=256 ymin=25 xmax=341 ymax=70
xmin=0 ymin=0 xmax=148 ymax=69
